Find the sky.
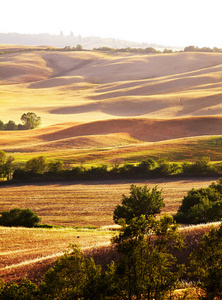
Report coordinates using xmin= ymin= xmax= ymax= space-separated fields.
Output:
xmin=1 ymin=0 xmax=221 ymax=48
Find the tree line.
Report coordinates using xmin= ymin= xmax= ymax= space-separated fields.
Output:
xmin=0 ymin=182 xmax=222 ymax=299
xmin=2 ymin=43 xmax=222 ymax=56
xmin=0 ymin=112 xmax=41 ymax=131
xmin=10 ymin=156 xmax=222 ymax=183
xmin=0 ymin=152 xmax=222 ymax=182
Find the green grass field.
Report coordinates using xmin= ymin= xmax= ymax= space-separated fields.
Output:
xmin=10 ymin=135 xmax=222 ymax=167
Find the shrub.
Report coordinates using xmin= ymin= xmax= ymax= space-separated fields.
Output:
xmin=113 ymin=184 xmax=165 ymax=224
xmin=189 ymin=222 xmax=222 ymax=299
xmin=25 ymin=156 xmax=47 ymax=174
xmin=113 ymin=215 xmax=184 ymax=299
xmin=39 ymin=245 xmax=102 ymax=300
xmin=0 ymin=208 xmax=41 ymax=227
xmin=4 ymin=120 xmax=18 ymax=130
xmin=174 ymin=179 xmax=222 ymax=224
xmin=0 ymin=279 xmax=38 ymax=300
xmin=20 ymin=112 xmax=41 ymax=129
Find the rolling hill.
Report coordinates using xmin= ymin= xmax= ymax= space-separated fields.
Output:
xmin=0 ymin=48 xmax=222 ymax=162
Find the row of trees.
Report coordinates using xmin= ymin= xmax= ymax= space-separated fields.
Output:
xmin=0 ymin=112 xmax=41 ymax=131
xmin=0 ymin=152 xmax=221 ymax=182
xmin=1 ymin=184 xmax=222 ymax=299
xmin=11 ymin=156 xmax=222 ymax=183
xmin=93 ymin=45 xmax=222 ymax=54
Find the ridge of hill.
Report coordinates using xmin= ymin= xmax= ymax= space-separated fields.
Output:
xmin=0 ymin=49 xmax=222 ymax=160
xmin=0 ymin=32 xmax=173 ymax=50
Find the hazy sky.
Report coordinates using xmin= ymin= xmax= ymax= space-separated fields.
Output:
xmin=1 ymin=0 xmax=221 ymax=48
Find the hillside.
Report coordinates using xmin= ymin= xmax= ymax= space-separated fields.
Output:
xmin=0 ymin=50 xmax=222 ymax=161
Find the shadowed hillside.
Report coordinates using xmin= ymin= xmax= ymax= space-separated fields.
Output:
xmin=0 ymin=49 xmax=222 ymax=157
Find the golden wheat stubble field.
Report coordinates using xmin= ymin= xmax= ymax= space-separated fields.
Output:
xmin=1 ymin=48 xmax=222 ymax=283
xmin=0 ymin=177 xmax=217 ymax=283
xmin=0 ymin=178 xmax=216 ymax=227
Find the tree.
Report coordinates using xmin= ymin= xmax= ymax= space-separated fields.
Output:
xmin=113 ymin=215 xmax=184 ymax=300
xmin=137 ymin=158 xmax=156 ymax=172
xmin=0 ymin=151 xmax=14 ymax=181
xmin=76 ymin=44 xmax=83 ymax=51
xmin=113 ymin=184 xmax=165 ymax=224
xmin=3 ymin=156 xmax=14 ymax=180
xmin=0 ymin=208 xmax=41 ymax=227
xmin=0 ymin=279 xmax=38 ymax=300
xmin=47 ymin=160 xmax=63 ymax=173
xmin=25 ymin=156 xmax=47 ymax=174
xmin=189 ymin=223 xmax=222 ymax=300
xmin=4 ymin=120 xmax=18 ymax=130
xmin=40 ymin=245 xmax=102 ymax=300
xmin=174 ymin=179 xmax=222 ymax=224
xmin=0 ymin=120 xmax=4 ymax=130
xmin=20 ymin=112 xmax=41 ymax=129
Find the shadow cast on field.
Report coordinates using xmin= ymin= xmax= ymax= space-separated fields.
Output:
xmin=50 ymin=99 xmax=168 ymax=117
xmin=177 ymin=93 xmax=222 ymax=117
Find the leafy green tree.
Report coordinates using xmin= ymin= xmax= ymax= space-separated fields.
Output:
xmin=40 ymin=245 xmax=102 ymax=300
xmin=0 ymin=151 xmax=6 ymax=164
xmin=137 ymin=158 xmax=156 ymax=172
xmin=3 ymin=156 xmax=15 ymax=180
xmin=47 ymin=160 xmax=63 ymax=173
xmin=0 ymin=120 xmax=4 ymax=130
xmin=174 ymin=179 xmax=222 ymax=224
xmin=0 ymin=279 xmax=38 ymax=300
xmin=182 ymin=157 xmax=212 ymax=175
xmin=113 ymin=215 xmax=184 ymax=300
xmin=0 ymin=208 xmax=41 ymax=227
xmin=113 ymin=184 xmax=165 ymax=224
xmin=20 ymin=112 xmax=41 ymax=129
xmin=189 ymin=223 xmax=222 ymax=300
xmin=4 ymin=120 xmax=18 ymax=130
xmin=0 ymin=151 xmax=14 ymax=181
xmin=25 ymin=156 xmax=47 ymax=174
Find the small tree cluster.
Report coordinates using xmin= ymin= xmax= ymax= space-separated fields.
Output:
xmin=0 ymin=208 xmax=40 ymax=227
xmin=0 ymin=112 xmax=41 ymax=131
xmin=174 ymin=178 xmax=222 ymax=224
xmin=189 ymin=222 xmax=222 ymax=300
xmin=0 ymin=150 xmax=14 ymax=180
xmin=1 ymin=184 xmax=222 ymax=299
xmin=113 ymin=184 xmax=165 ymax=224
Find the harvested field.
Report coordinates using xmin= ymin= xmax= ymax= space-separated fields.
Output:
xmin=0 ymin=178 xmax=216 ymax=227
xmin=0 ymin=178 xmax=220 ymax=283
xmin=0 ymin=226 xmax=113 ymax=283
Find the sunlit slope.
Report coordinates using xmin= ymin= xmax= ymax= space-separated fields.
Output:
xmin=0 ymin=50 xmax=222 ymax=155
xmin=1 ymin=117 xmax=222 ymax=153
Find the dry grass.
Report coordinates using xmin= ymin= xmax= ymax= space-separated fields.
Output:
xmin=0 ymin=178 xmax=216 ymax=283
xmin=0 ymin=178 xmax=215 ymax=227
xmin=0 ymin=226 xmax=112 ymax=283
xmin=1 ymin=50 xmax=222 ymax=163
xmin=1 ymin=49 xmax=222 ymax=286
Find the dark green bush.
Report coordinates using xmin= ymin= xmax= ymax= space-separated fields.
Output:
xmin=0 ymin=208 xmax=41 ymax=227
xmin=174 ymin=179 xmax=222 ymax=224
xmin=113 ymin=184 xmax=165 ymax=224
xmin=0 ymin=279 xmax=38 ymax=300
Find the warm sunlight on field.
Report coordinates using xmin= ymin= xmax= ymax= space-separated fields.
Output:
xmin=0 ymin=178 xmax=215 ymax=227
xmin=0 ymin=177 xmax=219 ymax=284
xmin=0 ymin=226 xmax=113 ymax=283
xmin=1 ymin=48 xmax=222 ymax=290
xmin=1 ymin=50 xmax=222 ymax=163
